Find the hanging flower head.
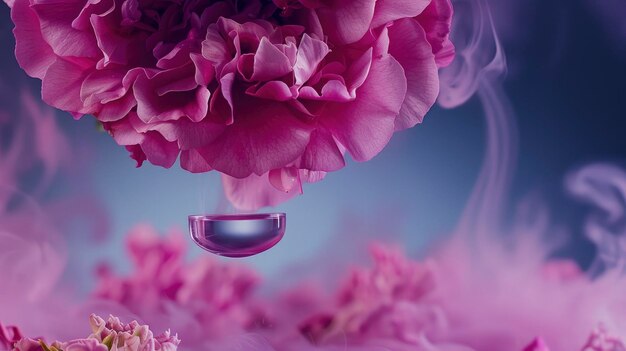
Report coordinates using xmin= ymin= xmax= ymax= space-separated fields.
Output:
xmin=6 ymin=0 xmax=453 ymax=209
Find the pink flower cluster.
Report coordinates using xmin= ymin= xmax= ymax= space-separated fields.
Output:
xmin=9 ymin=314 xmax=178 ymax=351
xmin=6 ymin=0 xmax=454 ymax=209
xmin=93 ymin=225 xmax=261 ymax=343
xmin=300 ymin=244 xmax=438 ymax=345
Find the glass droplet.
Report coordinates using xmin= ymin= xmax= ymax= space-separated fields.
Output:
xmin=189 ymin=213 xmax=286 ymax=257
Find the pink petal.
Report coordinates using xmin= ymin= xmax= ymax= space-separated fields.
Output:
xmin=201 ymin=27 xmax=230 ymax=70
xmin=294 ymin=34 xmax=330 ymax=86
xmin=316 ymin=0 xmax=376 ymax=45
xmin=181 ymin=149 xmax=212 ymax=173
xmin=388 ymin=18 xmax=439 ymax=130
xmin=299 ymin=80 xmax=352 ymax=102
xmin=134 ymin=66 xmax=210 ymax=123
xmin=522 ymin=338 xmax=550 ymax=351
xmin=156 ymin=39 xmax=201 ymax=69
xmin=198 ymin=100 xmax=313 ymax=178
xmin=80 ymin=68 xmax=126 ymax=107
xmin=107 ymin=118 xmax=144 ymax=146
xmin=139 ymin=132 xmax=180 ymax=168
xmin=268 ymin=167 xmax=301 ymax=193
xmin=252 ymin=37 xmax=293 ymax=81
xmin=130 ymin=117 xmax=225 ymax=149
xmin=126 ymin=144 xmax=146 ymax=167
xmin=371 ymin=0 xmax=431 ymax=28
xmin=298 ymin=128 xmax=345 ymax=172
xmin=344 ymin=48 xmax=373 ymax=94
xmin=217 ymin=72 xmax=236 ymax=123
xmin=10 ymin=0 xmax=56 ymax=79
xmin=321 ymin=30 xmax=407 ymax=162
xmin=246 ymin=81 xmax=295 ymax=102
xmin=91 ymin=12 xmax=147 ymax=67
xmin=41 ymin=57 xmax=96 ymax=114
xmin=416 ymin=0 xmax=455 ymax=67
xmin=31 ymin=0 xmax=100 ymax=58
xmin=300 ymin=169 xmax=327 ymax=183
xmin=72 ymin=0 xmax=112 ymax=31
xmin=222 ymin=173 xmax=299 ymax=211
xmin=98 ymin=91 xmax=137 ymax=122
xmin=190 ymin=52 xmax=216 ymax=86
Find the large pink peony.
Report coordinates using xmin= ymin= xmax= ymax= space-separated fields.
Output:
xmin=6 ymin=0 xmax=453 ymax=209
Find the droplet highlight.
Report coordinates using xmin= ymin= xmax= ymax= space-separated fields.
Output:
xmin=189 ymin=213 xmax=286 ymax=257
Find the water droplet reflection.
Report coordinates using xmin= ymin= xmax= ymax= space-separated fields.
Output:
xmin=189 ymin=213 xmax=286 ymax=257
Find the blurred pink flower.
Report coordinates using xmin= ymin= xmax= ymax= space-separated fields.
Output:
xmin=94 ymin=224 xmax=261 ymax=345
xmin=0 ymin=323 xmax=23 ymax=351
xmin=299 ymin=244 xmax=443 ymax=347
xmin=13 ymin=338 xmax=45 ymax=351
xmin=522 ymin=326 xmax=626 ymax=351
xmin=11 ymin=315 xmax=178 ymax=351
xmin=6 ymin=0 xmax=454 ymax=209
xmin=88 ymin=314 xmax=179 ymax=351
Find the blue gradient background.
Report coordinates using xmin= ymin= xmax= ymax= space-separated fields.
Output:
xmin=0 ymin=1 xmax=624 ymax=279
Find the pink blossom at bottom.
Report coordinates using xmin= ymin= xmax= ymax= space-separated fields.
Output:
xmin=11 ymin=315 xmax=178 ymax=351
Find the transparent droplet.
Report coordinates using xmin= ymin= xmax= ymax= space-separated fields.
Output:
xmin=189 ymin=213 xmax=286 ymax=257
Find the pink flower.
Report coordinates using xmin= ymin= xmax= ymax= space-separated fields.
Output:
xmin=94 ymin=225 xmax=261 ymax=345
xmin=0 ymin=323 xmax=23 ymax=351
xmin=6 ymin=0 xmax=453 ymax=209
xmin=10 ymin=315 xmax=178 ymax=351
xmin=521 ymin=326 xmax=626 ymax=351
xmin=580 ymin=326 xmax=626 ymax=351
xmin=300 ymin=244 xmax=439 ymax=346
xmin=88 ymin=314 xmax=180 ymax=351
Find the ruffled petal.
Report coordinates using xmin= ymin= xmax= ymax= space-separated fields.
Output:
xmin=198 ymin=100 xmax=313 ymax=178
xmin=371 ymin=0 xmax=431 ymax=28
xmin=10 ymin=0 xmax=56 ymax=79
xmin=222 ymin=173 xmax=299 ymax=210
xmin=134 ymin=66 xmax=210 ymax=123
xmin=321 ymin=29 xmax=407 ymax=162
xmin=416 ymin=0 xmax=455 ymax=67
xmin=315 ymin=0 xmax=376 ymax=45
xmin=41 ymin=57 xmax=96 ymax=115
xmin=388 ymin=18 xmax=439 ymax=130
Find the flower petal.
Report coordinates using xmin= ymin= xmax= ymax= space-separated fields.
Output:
xmin=42 ymin=57 xmax=96 ymax=115
xmin=198 ymin=100 xmax=313 ymax=178
xmin=134 ymin=67 xmax=210 ymax=123
xmin=371 ymin=0 xmax=431 ymax=28
xmin=140 ymin=132 xmax=179 ymax=168
xmin=416 ymin=0 xmax=455 ymax=67
xmin=10 ymin=0 xmax=56 ymax=79
xmin=294 ymin=34 xmax=330 ymax=86
xmin=299 ymin=128 xmax=345 ymax=172
xmin=181 ymin=149 xmax=212 ymax=173
xmin=222 ymin=173 xmax=299 ymax=211
xmin=316 ymin=0 xmax=376 ymax=45
xmin=31 ymin=0 xmax=100 ymax=58
xmin=388 ymin=18 xmax=439 ymax=130
xmin=321 ymin=30 xmax=407 ymax=161
xmin=268 ymin=167 xmax=301 ymax=193
xmin=252 ymin=37 xmax=293 ymax=82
